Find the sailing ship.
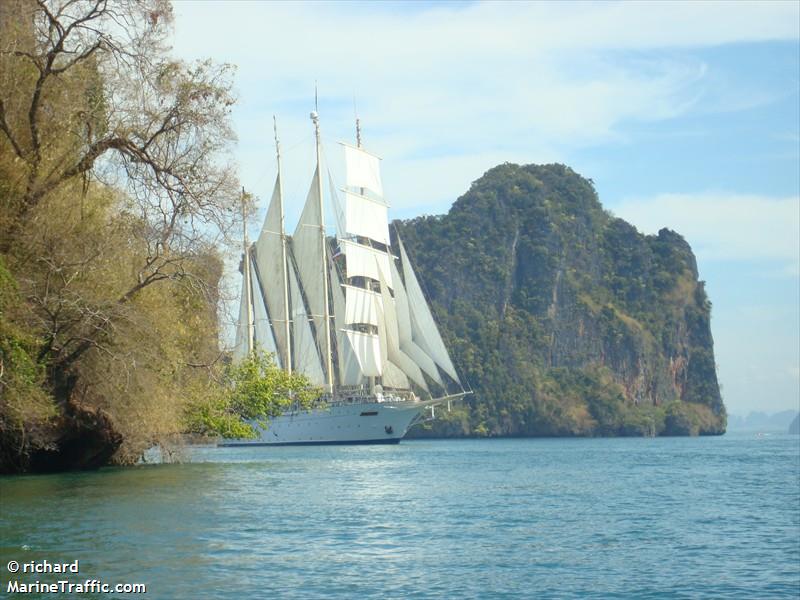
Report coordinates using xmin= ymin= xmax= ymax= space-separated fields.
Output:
xmin=226 ymin=111 xmax=466 ymax=445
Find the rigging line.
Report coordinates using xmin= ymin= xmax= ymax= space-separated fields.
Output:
xmin=318 ymin=142 xmax=345 ymax=237
xmin=281 ymin=138 xmax=318 ymax=232
xmin=245 ymin=118 xmax=290 ymax=194
xmin=250 ymin=148 xmax=277 ymax=191
xmin=319 ymin=142 xmax=340 ymax=190
xmin=282 ymin=133 xmax=314 ymax=154
xmin=249 ymin=169 xmax=272 ymax=194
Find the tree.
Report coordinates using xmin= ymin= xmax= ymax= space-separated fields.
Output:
xmin=1 ymin=0 xmax=239 ymax=367
xmin=0 ymin=0 xmax=243 ymax=472
xmin=185 ymin=351 xmax=320 ymax=441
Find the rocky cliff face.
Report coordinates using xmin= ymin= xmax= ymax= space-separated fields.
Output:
xmin=398 ymin=163 xmax=725 ymax=437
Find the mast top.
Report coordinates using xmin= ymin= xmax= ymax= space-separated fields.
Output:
xmin=311 ymin=82 xmax=320 ymax=126
xmin=273 ymin=115 xmax=281 ymax=160
xmin=353 ymin=93 xmax=362 ymax=148
xmin=241 ymin=186 xmax=248 ymax=245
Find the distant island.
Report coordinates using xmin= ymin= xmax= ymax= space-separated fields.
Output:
xmin=790 ymin=414 xmax=800 ymax=435
xmin=727 ymin=410 xmax=799 ymax=433
xmin=400 ymin=163 xmax=726 ymax=438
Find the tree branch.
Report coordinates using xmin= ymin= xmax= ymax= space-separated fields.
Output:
xmin=0 ymin=99 xmax=24 ymax=159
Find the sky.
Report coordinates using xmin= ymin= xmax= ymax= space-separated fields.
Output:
xmin=170 ymin=0 xmax=799 ymax=416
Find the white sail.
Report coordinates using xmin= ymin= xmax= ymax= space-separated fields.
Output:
xmin=343 ymin=190 xmax=390 ymax=246
xmin=339 ymin=331 xmax=369 ymax=385
xmin=344 ymin=284 xmax=382 ymax=327
xmin=389 ymin=260 xmax=412 ymax=346
xmin=391 ymin=349 xmax=428 ymax=391
xmin=382 ymin=360 xmax=410 ymax=389
xmin=403 ymin=339 xmax=443 ymax=386
xmin=292 ymin=166 xmax=328 ymax=353
xmin=345 ymin=329 xmax=382 ymax=377
xmin=389 ymin=258 xmax=444 ymax=386
xmin=342 ymin=143 xmax=383 ymax=197
xmin=398 ymin=237 xmax=460 ymax=384
xmin=378 ymin=266 xmax=429 ymax=391
xmin=251 ymin=258 xmax=280 ymax=362
xmin=330 ymin=262 xmax=365 ymax=386
xmin=233 ymin=273 xmax=250 ymax=363
xmin=340 ymin=239 xmax=393 ymax=287
xmin=253 ymin=175 xmax=290 ymax=367
xmin=328 ymin=173 xmax=346 ymax=238
xmin=288 ymin=261 xmax=325 ymax=385
xmin=377 ymin=285 xmax=389 ymax=372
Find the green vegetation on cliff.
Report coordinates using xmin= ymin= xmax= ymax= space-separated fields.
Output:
xmin=398 ymin=163 xmax=725 ymax=438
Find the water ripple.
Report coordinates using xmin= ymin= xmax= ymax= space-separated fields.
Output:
xmin=1 ymin=435 xmax=798 ymax=598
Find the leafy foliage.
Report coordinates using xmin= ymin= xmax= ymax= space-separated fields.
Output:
xmin=184 ymin=351 xmax=320 ymax=440
xmin=0 ymin=257 xmax=58 ymax=471
xmin=400 ymin=163 xmax=725 ymax=438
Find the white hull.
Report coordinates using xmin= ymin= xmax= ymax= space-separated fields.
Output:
xmin=221 ymin=399 xmax=434 ymax=446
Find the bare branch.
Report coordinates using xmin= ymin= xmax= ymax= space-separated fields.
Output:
xmin=50 ymin=39 xmax=102 ymax=75
xmin=0 ymin=99 xmax=24 ymax=159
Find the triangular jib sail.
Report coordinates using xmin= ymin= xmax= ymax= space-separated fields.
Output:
xmin=252 ymin=175 xmax=290 ymax=369
xmin=292 ymin=166 xmax=329 ymax=358
xmin=398 ymin=237 xmax=461 ymax=383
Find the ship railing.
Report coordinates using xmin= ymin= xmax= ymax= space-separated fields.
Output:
xmin=324 ymin=387 xmax=418 ymax=407
xmin=282 ymin=386 xmax=419 ymax=413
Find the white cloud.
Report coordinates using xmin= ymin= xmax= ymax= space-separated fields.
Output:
xmin=168 ymin=1 xmax=798 ymax=217
xmin=613 ymin=193 xmax=800 ymax=268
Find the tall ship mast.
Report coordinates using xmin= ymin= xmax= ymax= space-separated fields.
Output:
xmin=229 ymin=110 xmax=466 ymax=445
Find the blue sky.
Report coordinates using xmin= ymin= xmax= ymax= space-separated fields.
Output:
xmin=171 ymin=1 xmax=799 ymax=416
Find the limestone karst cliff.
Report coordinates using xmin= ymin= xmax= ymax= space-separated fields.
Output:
xmin=398 ymin=163 xmax=725 ymax=437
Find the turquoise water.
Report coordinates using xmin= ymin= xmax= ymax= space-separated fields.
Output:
xmin=1 ymin=435 xmax=798 ymax=599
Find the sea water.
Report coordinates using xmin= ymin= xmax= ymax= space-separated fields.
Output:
xmin=1 ymin=434 xmax=798 ymax=599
